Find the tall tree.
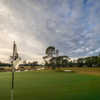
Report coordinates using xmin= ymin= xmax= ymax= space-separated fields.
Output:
xmin=45 ymin=46 xmax=55 ymax=57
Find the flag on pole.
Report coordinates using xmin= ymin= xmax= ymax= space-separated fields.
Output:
xmin=10 ymin=41 xmax=20 ymax=98
xmin=11 ymin=41 xmax=21 ymax=100
xmin=11 ymin=41 xmax=21 ymax=89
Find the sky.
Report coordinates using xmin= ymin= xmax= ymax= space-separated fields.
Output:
xmin=0 ymin=0 xmax=100 ymax=62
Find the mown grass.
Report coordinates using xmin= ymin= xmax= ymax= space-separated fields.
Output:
xmin=0 ymin=71 xmax=100 ymax=100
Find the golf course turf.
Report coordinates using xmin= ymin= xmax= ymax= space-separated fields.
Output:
xmin=0 ymin=71 xmax=100 ymax=100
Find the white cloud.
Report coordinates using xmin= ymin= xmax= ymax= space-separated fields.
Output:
xmin=0 ymin=0 xmax=100 ymax=62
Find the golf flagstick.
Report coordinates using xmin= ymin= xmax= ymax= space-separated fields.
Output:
xmin=11 ymin=41 xmax=20 ymax=100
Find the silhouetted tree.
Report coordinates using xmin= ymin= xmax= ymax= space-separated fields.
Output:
xmin=45 ymin=46 xmax=55 ymax=57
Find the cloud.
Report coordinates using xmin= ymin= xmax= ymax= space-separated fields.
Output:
xmin=0 ymin=0 xmax=100 ymax=62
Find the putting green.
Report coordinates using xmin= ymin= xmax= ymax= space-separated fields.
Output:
xmin=0 ymin=71 xmax=100 ymax=100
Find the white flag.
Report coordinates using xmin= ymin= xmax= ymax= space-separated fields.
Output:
xmin=12 ymin=41 xmax=21 ymax=69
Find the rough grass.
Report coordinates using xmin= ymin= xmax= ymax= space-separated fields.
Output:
xmin=0 ymin=71 xmax=100 ymax=100
xmin=57 ymin=67 xmax=100 ymax=75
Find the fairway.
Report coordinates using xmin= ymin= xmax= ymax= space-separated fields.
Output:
xmin=0 ymin=71 xmax=100 ymax=100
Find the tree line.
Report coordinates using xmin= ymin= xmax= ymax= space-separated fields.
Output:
xmin=43 ymin=46 xmax=100 ymax=69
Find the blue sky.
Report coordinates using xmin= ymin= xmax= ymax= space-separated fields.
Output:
xmin=0 ymin=0 xmax=100 ymax=61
